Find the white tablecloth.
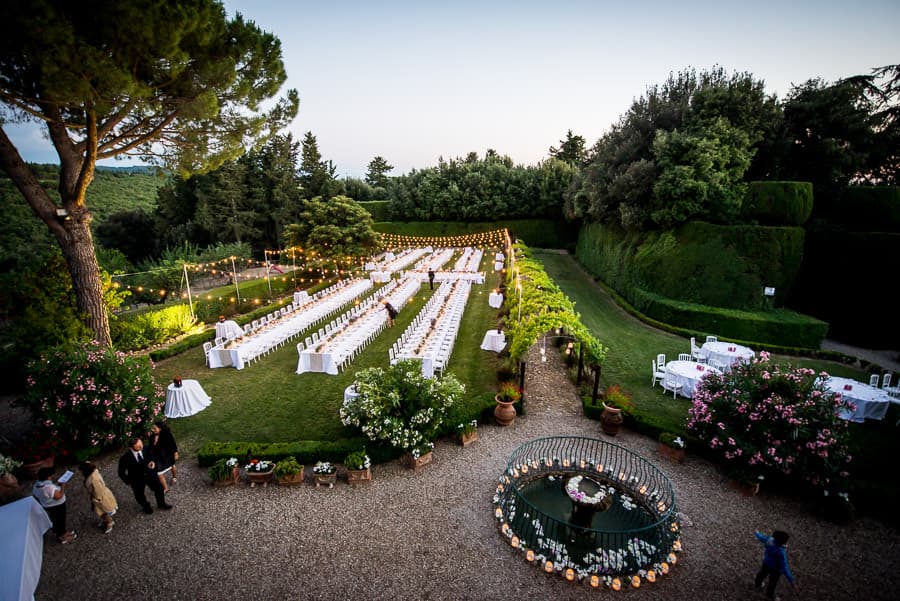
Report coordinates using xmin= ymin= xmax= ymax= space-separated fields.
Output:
xmin=297 ymin=350 xmax=339 ymax=375
xmin=493 ymin=261 xmax=504 ymax=272
xmin=480 ymin=330 xmax=506 ymax=352
xmin=293 ymin=290 xmax=309 ymax=305
xmin=488 ymin=292 xmax=503 ymax=309
xmin=165 ymin=380 xmax=211 ymax=418
xmin=370 ymin=271 xmax=391 ymax=283
xmin=664 ymin=360 xmax=721 ymax=398
xmin=0 ymin=497 xmax=51 ymax=601
xmin=827 ymin=377 xmax=894 ymax=422
xmin=208 ymin=345 xmax=245 ymax=370
xmin=700 ymin=341 xmax=754 ymax=370
xmin=215 ymin=320 xmax=243 ymax=340
xmin=495 ymin=252 xmax=505 ymax=261
xmin=344 ymin=385 xmax=359 ymax=403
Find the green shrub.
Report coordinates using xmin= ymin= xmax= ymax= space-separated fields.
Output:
xmin=208 ymin=457 xmax=238 ymax=481
xmin=273 ymin=456 xmax=304 ymax=477
xmin=111 ymin=304 xmax=200 ymax=351
xmin=196 ymin=438 xmax=390 ymax=467
xmin=357 ymin=201 xmax=391 ymax=221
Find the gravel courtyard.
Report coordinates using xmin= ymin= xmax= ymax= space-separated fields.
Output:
xmin=30 ymin=345 xmax=900 ymax=601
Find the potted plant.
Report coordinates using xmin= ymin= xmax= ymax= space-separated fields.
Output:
xmin=244 ymin=458 xmax=276 ymax=488
xmin=657 ymin=432 xmax=686 ymax=463
xmin=456 ymin=420 xmax=479 ymax=447
xmin=11 ymin=435 xmax=62 ymax=480
xmin=344 ymin=449 xmax=372 ymax=485
xmin=494 ymin=381 xmax=521 ymax=426
xmin=1 ymin=453 xmax=23 ymax=496
xmin=313 ymin=461 xmax=337 ymax=488
xmin=274 ymin=456 xmax=304 ymax=486
xmin=404 ymin=442 xmax=435 ymax=470
xmin=208 ymin=457 xmax=240 ymax=487
xmin=600 ymin=385 xmax=633 ymax=436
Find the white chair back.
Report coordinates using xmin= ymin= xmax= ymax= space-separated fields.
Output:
xmin=869 ymin=374 xmax=880 ymax=387
xmin=706 ymin=335 xmax=718 ymax=343
xmin=678 ymin=353 xmax=692 ymax=362
xmin=883 ymin=373 xmax=893 ymax=389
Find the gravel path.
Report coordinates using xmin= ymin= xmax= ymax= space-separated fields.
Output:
xmin=26 ymin=345 xmax=900 ymax=601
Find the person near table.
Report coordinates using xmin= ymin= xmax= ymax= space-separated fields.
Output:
xmin=79 ymin=461 xmax=118 ymax=534
xmin=146 ymin=420 xmax=179 ymax=493
xmin=383 ymin=300 xmax=398 ymax=327
xmin=753 ymin=529 xmax=798 ymax=599
xmin=32 ymin=466 xmax=77 ymax=544
xmin=428 ymin=268 xmax=435 ymax=290
xmin=118 ymin=437 xmax=172 ymax=514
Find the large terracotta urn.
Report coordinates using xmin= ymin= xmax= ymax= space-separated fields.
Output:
xmin=599 ymin=402 xmax=623 ymax=436
xmin=494 ymin=396 xmax=517 ymax=427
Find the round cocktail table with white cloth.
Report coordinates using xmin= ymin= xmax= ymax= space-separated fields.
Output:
xmin=165 ymin=379 xmax=211 ymax=418
xmin=493 ymin=261 xmax=503 ymax=271
xmin=494 ymin=252 xmax=504 ymax=261
xmin=663 ymin=360 xmax=721 ymax=398
xmin=826 ymin=376 xmax=894 ymax=422
xmin=699 ymin=341 xmax=755 ymax=370
xmin=480 ymin=329 xmax=506 ymax=352
xmin=488 ymin=292 xmax=503 ymax=309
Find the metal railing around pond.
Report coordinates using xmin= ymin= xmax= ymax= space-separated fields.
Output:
xmin=493 ymin=436 xmax=680 ymax=577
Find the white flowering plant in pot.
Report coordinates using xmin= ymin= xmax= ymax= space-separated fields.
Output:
xmin=312 ymin=461 xmax=336 ymax=475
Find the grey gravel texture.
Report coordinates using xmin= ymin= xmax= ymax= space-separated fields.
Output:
xmin=21 ymin=344 xmax=900 ymax=601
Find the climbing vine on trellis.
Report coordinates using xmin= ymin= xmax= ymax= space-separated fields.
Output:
xmin=504 ymin=242 xmax=607 ymax=365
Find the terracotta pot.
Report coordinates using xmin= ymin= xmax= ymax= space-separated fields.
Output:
xmin=458 ymin=430 xmax=478 ymax=447
xmin=277 ymin=472 xmax=304 ymax=486
xmin=403 ymin=451 xmax=433 ymax=471
xmin=728 ymin=478 xmax=760 ymax=497
xmin=211 ymin=467 xmax=240 ymax=487
xmin=656 ymin=442 xmax=686 ymax=464
xmin=314 ymin=472 xmax=337 ymax=488
xmin=20 ymin=456 xmax=54 ymax=480
xmin=246 ymin=469 xmax=274 ymax=488
xmin=494 ymin=395 xmax=517 ymax=426
xmin=599 ymin=402 xmax=623 ymax=436
xmin=346 ymin=468 xmax=372 ymax=486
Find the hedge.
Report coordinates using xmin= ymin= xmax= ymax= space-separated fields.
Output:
xmin=196 ymin=438 xmax=403 ymax=467
xmin=741 ymin=181 xmax=813 ymax=226
xmin=837 ymin=186 xmax=900 ymax=232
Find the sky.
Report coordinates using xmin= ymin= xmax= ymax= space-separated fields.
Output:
xmin=5 ymin=0 xmax=900 ymax=178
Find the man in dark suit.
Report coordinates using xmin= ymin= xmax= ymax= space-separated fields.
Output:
xmin=118 ymin=437 xmax=172 ymax=514
xmin=427 ymin=268 xmax=435 ymax=290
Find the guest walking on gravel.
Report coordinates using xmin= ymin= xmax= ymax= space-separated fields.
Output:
xmin=147 ymin=420 xmax=179 ymax=493
xmin=754 ymin=529 xmax=799 ymax=599
xmin=79 ymin=461 xmax=118 ymax=533
xmin=118 ymin=437 xmax=172 ymax=514
xmin=32 ymin=466 xmax=77 ymax=544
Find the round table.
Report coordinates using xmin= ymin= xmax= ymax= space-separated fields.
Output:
xmin=826 ymin=376 xmax=894 ymax=422
xmin=700 ymin=341 xmax=754 ymax=370
xmin=480 ymin=330 xmax=506 ymax=352
xmin=165 ymin=379 xmax=212 ymax=418
xmin=488 ymin=292 xmax=503 ymax=309
xmin=664 ymin=361 xmax=722 ymax=398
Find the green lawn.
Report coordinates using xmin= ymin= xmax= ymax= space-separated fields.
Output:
xmin=153 ymin=253 xmax=504 ymax=455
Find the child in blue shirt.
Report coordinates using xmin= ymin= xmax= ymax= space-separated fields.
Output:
xmin=754 ymin=530 xmax=799 ymax=599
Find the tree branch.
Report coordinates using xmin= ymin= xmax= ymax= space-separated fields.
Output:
xmin=0 ymin=125 xmax=66 ymax=238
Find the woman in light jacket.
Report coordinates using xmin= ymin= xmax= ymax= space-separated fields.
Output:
xmin=79 ymin=461 xmax=118 ymax=533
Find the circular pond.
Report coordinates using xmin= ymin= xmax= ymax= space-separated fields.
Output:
xmin=493 ymin=436 xmax=682 ymax=589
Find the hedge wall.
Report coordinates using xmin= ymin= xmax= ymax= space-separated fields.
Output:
xmin=196 ymin=438 xmax=403 ymax=467
xmin=358 ymin=200 xmax=391 ymax=222
xmin=576 ymin=221 xmax=826 ymax=348
xmin=837 ymin=187 xmax=900 ymax=233
xmin=374 ymin=219 xmax=577 ymax=249
xmin=741 ymin=181 xmax=813 ymax=226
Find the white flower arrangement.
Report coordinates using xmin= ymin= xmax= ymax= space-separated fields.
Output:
xmin=245 ymin=459 xmax=275 ymax=473
xmin=0 ymin=453 xmax=22 ymax=476
xmin=411 ymin=442 xmax=434 ymax=459
xmin=313 ymin=461 xmax=336 ymax=475
xmin=564 ymin=475 xmax=615 ymax=505
xmin=225 ymin=457 xmax=238 ymax=468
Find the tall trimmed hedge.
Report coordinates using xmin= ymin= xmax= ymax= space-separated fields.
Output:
xmin=576 ymin=221 xmax=825 ymax=348
xmin=741 ymin=181 xmax=813 ymax=226
xmin=358 ymin=200 xmax=391 ymax=222
xmin=837 ymin=187 xmax=900 ymax=232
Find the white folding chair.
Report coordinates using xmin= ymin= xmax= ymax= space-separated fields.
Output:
xmin=691 ymin=337 xmax=706 ymax=363
xmin=706 ymin=335 xmax=717 ymax=343
xmin=678 ymin=353 xmax=692 ymax=362
xmin=243 ymin=324 xmax=253 ymax=335
xmin=214 ymin=336 xmax=225 ymax=347
xmin=203 ymin=341 xmax=213 ymax=366
xmin=296 ymin=342 xmax=305 ymax=355
xmin=869 ymin=374 xmax=880 ymax=387
xmin=709 ymin=359 xmax=727 ymax=372
xmin=652 ymin=360 xmax=666 ymax=387
xmin=656 ymin=353 xmax=666 ymax=368
xmin=661 ymin=373 xmax=683 ymax=399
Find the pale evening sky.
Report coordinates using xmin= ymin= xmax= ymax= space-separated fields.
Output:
xmin=5 ymin=0 xmax=899 ymax=178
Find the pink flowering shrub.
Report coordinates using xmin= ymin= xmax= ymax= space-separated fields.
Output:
xmin=21 ymin=340 xmax=165 ymax=456
xmin=687 ymin=351 xmax=853 ymax=492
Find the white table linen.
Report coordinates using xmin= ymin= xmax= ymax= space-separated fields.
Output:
xmin=826 ymin=377 xmax=894 ymax=422
xmin=165 ymin=379 xmax=211 ymax=418
xmin=396 ymin=280 xmax=469 ymax=378
xmin=215 ymin=320 xmax=243 ymax=340
xmin=0 ymin=497 xmax=52 ymax=601
xmin=495 ymin=252 xmax=505 ymax=261
xmin=480 ymin=329 xmax=506 ymax=352
xmin=700 ymin=341 xmax=755 ymax=370
xmin=370 ymin=271 xmax=392 ymax=283
xmin=664 ymin=360 xmax=721 ymax=398
xmin=344 ymin=385 xmax=359 ymax=403
xmin=493 ymin=261 xmax=504 ymax=271
xmin=488 ymin=292 xmax=503 ymax=309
